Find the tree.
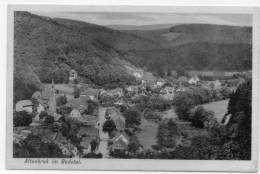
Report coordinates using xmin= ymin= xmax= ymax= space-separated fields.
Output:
xmin=56 ymin=94 xmax=67 ymax=106
xmin=226 ymin=80 xmax=252 ymax=159
xmin=174 ymin=91 xmax=197 ymax=120
xmin=123 ymin=108 xmax=141 ymax=128
xmin=44 ymin=115 xmax=54 ymax=125
xmin=175 ymin=65 xmax=186 ymax=77
xmin=157 ymin=119 xmax=180 ymax=148
xmin=147 ymin=96 xmax=171 ymax=111
xmin=189 ymin=106 xmax=214 ymax=128
xmin=85 ymin=100 xmax=98 ymax=115
xmin=57 ymin=105 xmax=72 ymax=115
xmin=127 ymin=142 xmax=140 ymax=153
xmin=13 ymin=111 xmax=32 ymax=127
xmin=73 ymin=85 xmax=80 ymax=98
xmin=102 ymin=119 xmax=116 ymax=135
xmin=90 ymin=139 xmax=98 ymax=152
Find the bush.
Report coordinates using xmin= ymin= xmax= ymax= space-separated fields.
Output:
xmin=189 ymin=106 xmax=214 ymax=128
xmin=13 ymin=111 xmax=32 ymax=127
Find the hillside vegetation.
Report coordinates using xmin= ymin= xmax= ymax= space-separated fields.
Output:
xmin=14 ymin=12 xmax=252 ymax=102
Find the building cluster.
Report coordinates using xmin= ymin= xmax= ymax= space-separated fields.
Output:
xmin=14 ymin=68 xmax=249 ymax=158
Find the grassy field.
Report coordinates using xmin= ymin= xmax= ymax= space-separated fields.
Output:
xmin=202 ymin=99 xmax=229 ymax=122
xmin=161 ymin=108 xmax=178 ymax=119
xmin=136 ymin=118 xmax=158 ymax=150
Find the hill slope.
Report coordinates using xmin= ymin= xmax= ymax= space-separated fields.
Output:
xmin=14 ymin=12 xmax=252 ymax=102
xmin=14 ymin=11 xmax=160 ymax=102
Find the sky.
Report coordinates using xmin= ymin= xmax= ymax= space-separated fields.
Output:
xmin=31 ymin=11 xmax=252 ymax=27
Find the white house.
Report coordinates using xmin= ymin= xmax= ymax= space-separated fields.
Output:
xmin=15 ymin=100 xmax=33 ymax=114
xmin=70 ymin=109 xmax=81 ymax=118
xmin=69 ymin=69 xmax=77 ymax=83
xmin=188 ymin=75 xmax=200 ymax=84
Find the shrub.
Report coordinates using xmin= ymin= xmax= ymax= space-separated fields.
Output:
xmin=13 ymin=111 xmax=32 ymax=127
xmin=189 ymin=106 xmax=214 ymax=128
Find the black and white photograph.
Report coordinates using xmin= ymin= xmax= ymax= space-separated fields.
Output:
xmin=5 ymin=5 xmax=259 ymax=172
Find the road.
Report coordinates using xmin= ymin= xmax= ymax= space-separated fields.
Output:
xmin=97 ymin=106 xmax=109 ymax=158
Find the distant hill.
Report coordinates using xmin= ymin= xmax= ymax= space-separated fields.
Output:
xmin=106 ymin=24 xmax=178 ymax=31
xmin=121 ymin=24 xmax=252 ymax=75
xmin=126 ymin=42 xmax=252 ymax=76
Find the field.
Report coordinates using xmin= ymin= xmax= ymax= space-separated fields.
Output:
xmin=202 ymin=99 xmax=229 ymax=122
xmin=161 ymin=108 xmax=178 ymax=119
xmin=136 ymin=118 xmax=158 ymax=150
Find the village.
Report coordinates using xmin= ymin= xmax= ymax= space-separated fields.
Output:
xmin=13 ymin=67 xmax=251 ymax=158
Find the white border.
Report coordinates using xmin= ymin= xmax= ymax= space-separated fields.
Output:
xmin=6 ymin=5 xmax=260 ymax=172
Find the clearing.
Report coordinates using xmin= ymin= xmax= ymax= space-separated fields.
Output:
xmin=202 ymin=99 xmax=229 ymax=122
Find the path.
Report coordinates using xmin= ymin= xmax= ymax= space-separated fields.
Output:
xmin=97 ymin=106 xmax=109 ymax=158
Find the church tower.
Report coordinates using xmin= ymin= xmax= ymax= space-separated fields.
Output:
xmin=48 ymin=79 xmax=56 ymax=116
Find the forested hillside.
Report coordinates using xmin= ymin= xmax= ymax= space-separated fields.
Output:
xmin=14 ymin=11 xmax=160 ymax=102
xmin=14 ymin=11 xmax=252 ymax=102
xmin=122 ymin=24 xmax=252 ymax=76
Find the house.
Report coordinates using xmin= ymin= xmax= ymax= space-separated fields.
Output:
xmin=160 ymin=86 xmax=175 ymax=100
xmin=110 ymin=131 xmax=129 ymax=151
xmin=70 ymin=109 xmax=81 ymax=118
xmin=114 ymin=98 xmax=125 ymax=106
xmin=208 ymin=80 xmax=222 ymax=90
xmin=188 ymin=75 xmax=200 ymax=84
xmin=80 ymin=88 xmax=100 ymax=101
xmin=69 ymin=69 xmax=78 ymax=83
xmin=58 ymin=142 xmax=78 ymax=157
xmin=68 ymin=109 xmax=98 ymax=126
xmin=142 ymin=71 xmax=157 ymax=85
xmin=77 ymin=127 xmax=99 ymax=154
xmin=133 ymin=70 xmax=144 ymax=79
xmin=67 ymin=96 xmax=88 ymax=113
xmin=105 ymin=107 xmax=125 ymax=131
xmin=156 ymin=78 xmax=166 ymax=88
xmin=13 ymin=129 xmax=32 ymax=145
xmin=15 ymin=100 xmax=33 ymax=114
xmin=31 ymin=91 xmax=42 ymax=101
xmin=103 ymin=88 xmax=124 ymax=98
xmin=126 ymin=85 xmax=139 ymax=94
